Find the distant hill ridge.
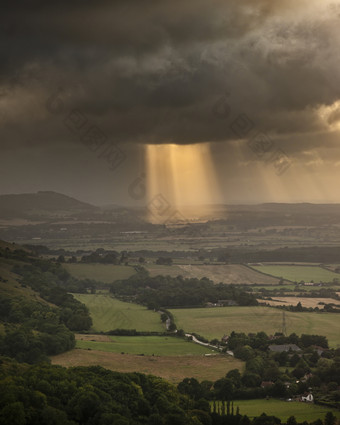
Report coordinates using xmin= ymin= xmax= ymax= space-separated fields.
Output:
xmin=0 ymin=191 xmax=98 ymax=219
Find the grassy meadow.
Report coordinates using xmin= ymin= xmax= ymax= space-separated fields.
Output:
xmin=170 ymin=306 xmax=340 ymax=347
xmin=215 ymin=399 xmax=340 ymax=422
xmin=251 ymin=265 xmax=339 ymax=283
xmin=76 ymin=335 xmax=215 ymax=356
xmin=51 ymin=349 xmax=244 ymax=383
xmin=64 ymin=263 xmax=136 ymax=283
xmin=73 ymin=294 xmax=164 ymax=332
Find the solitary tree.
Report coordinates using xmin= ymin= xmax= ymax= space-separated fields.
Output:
xmin=325 ymin=412 xmax=336 ymax=425
xmin=287 ymin=416 xmax=297 ymax=425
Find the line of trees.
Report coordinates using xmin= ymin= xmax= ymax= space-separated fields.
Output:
xmin=0 ymin=359 xmax=209 ymax=425
xmin=110 ymin=274 xmax=258 ymax=309
xmin=0 ymin=357 xmax=338 ymax=425
xmin=0 ymin=294 xmax=75 ymax=363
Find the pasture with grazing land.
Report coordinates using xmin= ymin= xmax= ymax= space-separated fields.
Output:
xmin=215 ymin=399 xmax=340 ymax=422
xmin=73 ymin=294 xmax=164 ymax=332
xmin=51 ymin=349 xmax=244 ymax=383
xmin=250 ymin=264 xmax=340 ymax=283
xmin=76 ymin=335 xmax=215 ymax=356
xmin=170 ymin=306 xmax=340 ymax=347
xmin=64 ymin=263 xmax=136 ymax=283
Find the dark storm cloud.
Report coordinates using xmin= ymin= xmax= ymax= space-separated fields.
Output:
xmin=1 ymin=0 xmax=340 ymax=149
xmin=1 ymin=0 xmax=292 ymax=55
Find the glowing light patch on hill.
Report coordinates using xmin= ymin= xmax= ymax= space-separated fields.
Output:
xmin=145 ymin=143 xmax=221 ymax=222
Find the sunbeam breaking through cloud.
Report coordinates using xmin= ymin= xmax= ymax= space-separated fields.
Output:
xmin=145 ymin=143 xmax=221 ymax=222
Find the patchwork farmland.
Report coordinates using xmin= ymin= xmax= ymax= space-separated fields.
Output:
xmin=170 ymin=306 xmax=340 ymax=347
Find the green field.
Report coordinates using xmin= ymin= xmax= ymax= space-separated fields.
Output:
xmin=215 ymin=399 xmax=340 ymax=422
xmin=170 ymin=306 xmax=340 ymax=347
xmin=73 ymin=294 xmax=164 ymax=332
xmin=52 ymin=348 xmax=244 ymax=383
xmin=251 ymin=265 xmax=339 ymax=283
xmin=64 ymin=263 xmax=136 ymax=283
xmin=76 ymin=336 xmax=215 ymax=356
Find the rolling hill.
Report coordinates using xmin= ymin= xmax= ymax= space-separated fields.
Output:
xmin=0 ymin=239 xmax=92 ymax=362
xmin=0 ymin=191 xmax=98 ymax=219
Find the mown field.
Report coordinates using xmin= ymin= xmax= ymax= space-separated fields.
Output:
xmin=170 ymin=306 xmax=340 ymax=347
xmin=51 ymin=349 xmax=244 ymax=383
xmin=146 ymin=263 xmax=282 ymax=285
xmin=215 ymin=399 xmax=340 ymax=422
xmin=64 ymin=263 xmax=136 ymax=283
xmin=259 ymin=297 xmax=340 ymax=309
xmin=76 ymin=335 xmax=215 ymax=356
xmin=251 ymin=265 xmax=339 ymax=283
xmin=178 ymin=264 xmax=282 ymax=285
xmin=73 ymin=294 xmax=164 ymax=332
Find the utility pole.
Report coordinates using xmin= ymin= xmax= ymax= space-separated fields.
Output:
xmin=282 ymin=311 xmax=287 ymax=335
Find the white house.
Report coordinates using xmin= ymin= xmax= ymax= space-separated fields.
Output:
xmin=301 ymin=393 xmax=314 ymax=403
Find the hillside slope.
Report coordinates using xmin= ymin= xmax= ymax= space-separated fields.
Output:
xmin=0 ymin=240 xmax=92 ymax=362
xmin=0 ymin=191 xmax=98 ymax=219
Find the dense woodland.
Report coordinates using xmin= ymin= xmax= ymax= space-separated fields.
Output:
xmin=0 ymin=247 xmax=92 ymax=362
xmin=0 ymin=359 xmax=211 ymax=425
xmin=110 ymin=273 xmax=258 ymax=308
xmin=0 ymin=357 xmax=339 ymax=425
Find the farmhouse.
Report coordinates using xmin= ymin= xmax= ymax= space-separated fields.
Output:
xmin=301 ymin=373 xmax=313 ymax=383
xmin=217 ymin=300 xmax=238 ymax=306
xmin=206 ymin=302 xmax=223 ymax=307
xmin=221 ymin=335 xmax=229 ymax=343
xmin=300 ymin=393 xmax=314 ymax=403
xmin=268 ymin=344 xmax=301 ymax=353
xmin=261 ymin=381 xmax=274 ymax=388
xmin=206 ymin=300 xmax=238 ymax=307
xmin=311 ymin=345 xmax=326 ymax=356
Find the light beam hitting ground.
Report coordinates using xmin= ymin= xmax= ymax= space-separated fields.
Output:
xmin=145 ymin=143 xmax=221 ymax=223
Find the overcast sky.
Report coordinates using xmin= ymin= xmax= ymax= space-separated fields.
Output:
xmin=1 ymin=0 xmax=340 ymax=206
